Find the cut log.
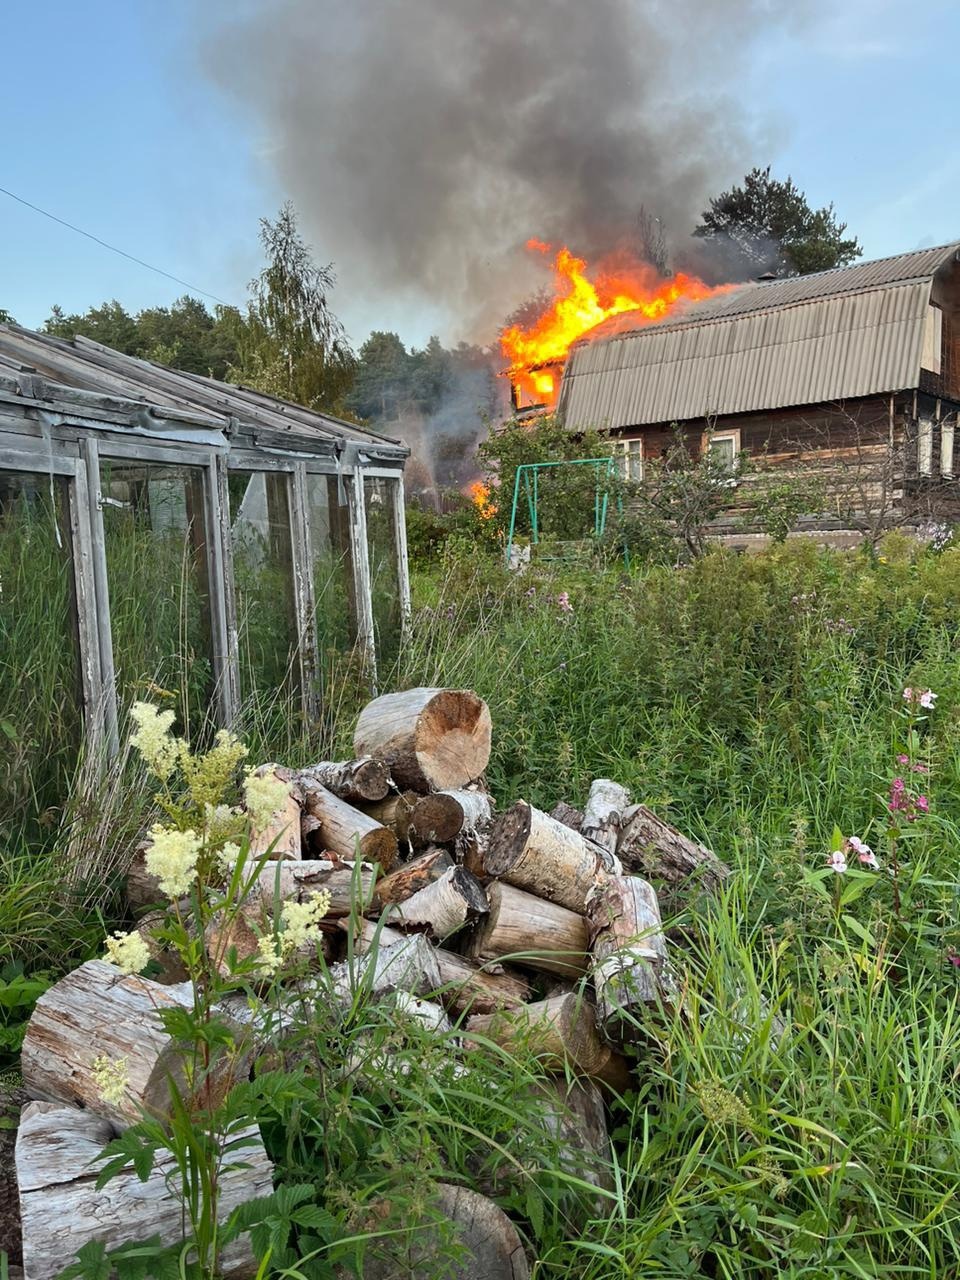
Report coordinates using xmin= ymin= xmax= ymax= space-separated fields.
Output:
xmin=301 ymin=783 xmax=398 ymax=870
xmin=20 ymin=961 xmax=249 ymax=1129
xmin=549 ymin=801 xmax=584 ymax=833
xmin=466 ymin=993 xmax=630 ymax=1092
xmin=410 ymin=789 xmax=494 ymax=846
xmin=373 ymin=848 xmax=455 ymax=906
xmin=483 ymin=801 xmax=609 ymax=913
xmin=297 ymin=757 xmax=391 ymax=804
xmin=586 ymin=875 xmax=668 ymax=1046
xmin=349 ymin=1182 xmax=529 ymax=1280
xmin=251 ymin=858 xmax=377 ymax=917
xmin=467 ymin=881 xmax=589 ymax=978
xmin=354 ymin=687 xmax=492 ymax=792
xmin=344 ymin=920 xmax=532 ymax=1015
xmin=581 ymin=779 xmax=630 ymax=867
xmin=16 ymin=1101 xmax=272 ymax=1280
xmin=360 ymin=790 xmax=420 ymax=840
xmin=247 ymin=766 xmax=302 ymax=861
xmin=329 ymin=934 xmax=443 ymax=1002
xmin=534 ymin=1077 xmax=614 ymax=1201
xmin=617 ymin=804 xmax=730 ymax=913
xmin=387 ymin=866 xmax=488 ymax=941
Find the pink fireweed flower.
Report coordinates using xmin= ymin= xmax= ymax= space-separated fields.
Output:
xmin=916 ymin=794 xmax=929 ymax=813
xmin=556 ymin=592 xmax=573 ymax=614
xmin=826 ymin=850 xmax=848 ymax=874
xmin=896 ymin=754 xmax=910 ymax=766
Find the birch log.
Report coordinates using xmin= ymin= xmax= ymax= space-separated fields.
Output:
xmin=549 ymin=801 xmax=584 ymax=833
xmin=350 ymin=1183 xmax=529 ymax=1280
xmin=296 ymin=757 xmax=391 ymax=804
xmin=20 ymin=961 xmax=248 ymax=1129
xmin=247 ymin=766 xmax=302 ymax=861
xmin=483 ymin=801 xmax=609 ymax=913
xmin=581 ymin=780 xmax=630 ymax=867
xmin=410 ymin=789 xmax=494 ymax=846
xmin=251 ymin=858 xmax=377 ymax=917
xmin=586 ymin=875 xmax=668 ymax=1046
xmin=386 ymin=866 xmax=489 ymax=940
xmin=16 ymin=1102 xmax=272 ymax=1280
xmin=301 ymin=783 xmax=398 ymax=870
xmin=467 ymin=881 xmax=589 ymax=978
xmin=328 ymin=934 xmax=443 ymax=1002
xmin=466 ymin=994 xmax=630 ymax=1092
xmin=360 ymin=790 xmax=419 ymax=840
xmin=354 ymin=688 xmax=492 ymax=792
xmin=373 ymin=847 xmax=455 ymax=905
xmin=617 ymin=804 xmax=730 ymax=912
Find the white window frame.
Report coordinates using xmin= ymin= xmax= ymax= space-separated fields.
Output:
xmin=706 ymin=428 xmax=741 ymax=485
xmin=618 ymin=437 xmax=644 ymax=482
xmin=922 ymin=305 xmax=943 ymax=375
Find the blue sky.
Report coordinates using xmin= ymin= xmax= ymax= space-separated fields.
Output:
xmin=2 ymin=0 xmax=958 ymax=350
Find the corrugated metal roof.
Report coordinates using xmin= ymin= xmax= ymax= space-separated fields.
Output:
xmin=560 ymin=243 xmax=960 ymax=430
xmin=0 ymin=323 xmax=408 ymax=459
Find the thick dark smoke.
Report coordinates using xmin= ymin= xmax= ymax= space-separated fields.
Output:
xmin=203 ymin=0 xmax=812 ymax=341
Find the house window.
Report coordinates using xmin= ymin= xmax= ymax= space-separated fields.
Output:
xmin=922 ymin=305 xmax=943 ymax=375
xmin=918 ymin=417 xmax=934 ymax=477
xmin=619 ymin=438 xmax=643 ymax=481
xmin=708 ymin=430 xmax=741 ymax=475
xmin=942 ymin=419 xmax=955 ymax=478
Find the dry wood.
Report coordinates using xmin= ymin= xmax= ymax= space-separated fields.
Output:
xmin=16 ymin=1101 xmax=272 ymax=1280
xmin=297 ymin=756 xmax=391 ymax=804
xmin=373 ymin=848 xmax=455 ymax=906
xmin=247 ymin=766 xmax=302 ymax=861
xmin=344 ymin=920 xmax=532 ymax=1015
xmin=466 ymin=993 xmax=630 ymax=1092
xmin=251 ymin=857 xmax=377 ymax=917
xmin=617 ymin=804 xmax=730 ymax=912
xmin=483 ymin=801 xmax=610 ymax=913
xmin=359 ymin=789 xmax=419 ymax=839
xmin=581 ymin=779 xmax=631 ymax=866
xmin=349 ymin=1182 xmax=529 ymax=1280
xmin=20 ymin=961 xmax=249 ymax=1129
xmin=467 ymin=881 xmax=589 ymax=978
xmin=549 ymin=801 xmax=584 ymax=833
xmin=386 ymin=865 xmax=488 ymax=941
xmin=328 ymin=933 xmax=443 ymax=1002
xmin=354 ymin=687 xmax=492 ymax=792
xmin=586 ymin=875 xmax=667 ymax=1046
xmin=529 ymin=1078 xmax=614 ymax=1206
xmin=410 ymin=788 xmax=494 ymax=846
xmin=301 ymin=782 xmax=398 ymax=870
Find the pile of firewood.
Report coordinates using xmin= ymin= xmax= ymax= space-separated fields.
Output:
xmin=12 ymin=687 xmax=730 ymax=1280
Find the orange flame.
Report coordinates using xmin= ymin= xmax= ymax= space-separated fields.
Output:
xmin=466 ymin=480 xmax=497 ymax=520
xmin=502 ymin=242 xmax=726 ymax=407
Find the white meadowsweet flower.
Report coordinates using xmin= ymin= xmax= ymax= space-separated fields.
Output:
xmin=92 ymin=1055 xmax=130 ymax=1106
xmin=145 ymin=824 xmax=202 ymax=898
xmin=280 ymin=891 xmax=331 ymax=951
xmin=216 ymin=841 xmax=243 ymax=878
xmin=129 ymin=702 xmax=181 ymax=781
xmin=243 ymin=769 xmax=290 ymax=833
xmin=103 ymin=929 xmax=151 ymax=976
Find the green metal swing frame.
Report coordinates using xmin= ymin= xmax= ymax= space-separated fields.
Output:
xmin=504 ymin=457 xmax=623 ymax=566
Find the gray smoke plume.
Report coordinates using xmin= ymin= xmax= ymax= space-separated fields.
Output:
xmin=203 ymin=0 xmax=813 ymax=342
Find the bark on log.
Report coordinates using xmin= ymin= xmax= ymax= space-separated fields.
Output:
xmin=20 ymin=961 xmax=248 ymax=1130
xmin=466 ymin=994 xmax=630 ymax=1092
xmin=386 ymin=866 xmax=488 ymax=941
xmin=410 ymin=789 xmax=494 ymax=846
xmin=549 ymin=801 xmax=584 ymax=834
xmin=617 ymin=804 xmax=730 ymax=912
xmin=467 ymin=881 xmax=589 ymax=978
xmin=360 ymin=790 xmax=420 ymax=840
xmin=348 ymin=1182 xmax=529 ymax=1280
xmin=581 ymin=779 xmax=631 ymax=865
xmin=344 ymin=920 xmax=532 ymax=1015
xmin=251 ymin=858 xmax=377 ymax=917
xmin=354 ymin=688 xmax=492 ymax=792
xmin=16 ymin=1102 xmax=272 ymax=1280
xmin=297 ymin=757 xmax=391 ymax=804
xmin=373 ymin=848 xmax=455 ymax=906
xmin=586 ymin=875 xmax=668 ymax=1046
xmin=483 ymin=801 xmax=610 ymax=913
xmin=534 ymin=1077 xmax=614 ymax=1201
xmin=301 ymin=783 xmax=398 ymax=870
xmin=247 ymin=766 xmax=302 ymax=861
xmin=328 ymin=934 xmax=443 ymax=1002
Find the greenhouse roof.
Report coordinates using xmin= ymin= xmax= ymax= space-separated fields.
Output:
xmin=0 ymin=323 xmax=407 ymax=464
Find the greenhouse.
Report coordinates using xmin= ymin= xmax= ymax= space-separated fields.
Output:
xmin=0 ymin=323 xmax=409 ymax=841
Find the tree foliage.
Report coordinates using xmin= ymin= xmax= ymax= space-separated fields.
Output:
xmin=694 ymin=166 xmax=862 ymax=277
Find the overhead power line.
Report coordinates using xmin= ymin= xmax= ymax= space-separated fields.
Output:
xmin=0 ymin=184 xmax=236 ymax=308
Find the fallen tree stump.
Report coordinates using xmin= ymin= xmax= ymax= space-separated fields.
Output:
xmin=301 ymin=783 xmax=398 ymax=870
xmin=483 ymin=801 xmax=609 ymax=913
xmin=16 ymin=1101 xmax=272 ymax=1280
xmin=617 ymin=805 xmax=730 ymax=913
xmin=354 ymin=688 xmax=492 ymax=792
xmin=468 ymin=881 xmax=589 ymax=978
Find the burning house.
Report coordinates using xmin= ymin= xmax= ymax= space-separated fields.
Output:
xmin=555 ymin=242 xmax=960 ymax=544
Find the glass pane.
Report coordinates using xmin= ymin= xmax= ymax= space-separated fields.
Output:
xmin=307 ymin=472 xmax=356 ymax=660
xmin=0 ymin=470 xmax=81 ymax=847
xmin=228 ymin=471 xmax=299 ymax=726
xmin=364 ymin=476 xmax=402 ymax=669
xmin=100 ymin=459 xmax=212 ymax=738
